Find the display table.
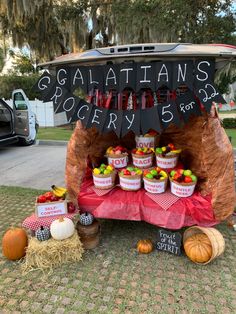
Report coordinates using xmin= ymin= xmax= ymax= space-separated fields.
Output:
xmin=78 ymin=178 xmax=218 ymax=230
xmin=22 ymin=178 xmax=218 ymax=231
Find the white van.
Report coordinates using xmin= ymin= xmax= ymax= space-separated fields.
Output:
xmin=0 ymin=89 xmax=38 ymax=146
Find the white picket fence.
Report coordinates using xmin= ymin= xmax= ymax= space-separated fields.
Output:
xmin=4 ymin=99 xmax=68 ymax=127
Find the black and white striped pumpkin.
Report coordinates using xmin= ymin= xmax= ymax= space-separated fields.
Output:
xmin=35 ymin=226 xmax=51 ymax=241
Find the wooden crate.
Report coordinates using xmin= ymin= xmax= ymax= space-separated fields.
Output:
xmin=35 ymin=200 xmax=68 ymax=218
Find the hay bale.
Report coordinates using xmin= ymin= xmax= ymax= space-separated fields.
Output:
xmin=22 ymin=232 xmax=84 ymax=273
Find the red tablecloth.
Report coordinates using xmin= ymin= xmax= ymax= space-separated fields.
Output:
xmin=22 ymin=211 xmax=78 ymax=231
xmin=78 ymin=179 xmax=218 ymax=230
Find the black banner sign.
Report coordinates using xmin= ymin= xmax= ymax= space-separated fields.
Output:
xmin=173 ymin=61 xmax=193 ymax=89
xmin=34 ymin=71 xmax=56 ymax=99
xmin=141 ymin=106 xmax=161 ymax=134
xmin=104 ymin=64 xmax=120 ymax=91
xmin=38 ymin=59 xmax=219 ymax=94
xmin=70 ymin=66 xmax=88 ymax=93
xmin=156 ymin=229 xmax=182 ymax=256
xmin=45 ymin=84 xmax=69 ymax=113
xmin=60 ymin=94 xmax=80 ymax=121
xmin=195 ymin=81 xmax=226 ymax=112
xmin=176 ymin=91 xmax=202 ymax=122
xmin=119 ymin=63 xmax=136 ymax=91
xmin=136 ymin=63 xmax=155 ymax=91
xmin=87 ymin=106 xmax=108 ymax=132
xmin=122 ymin=109 xmax=140 ymax=136
xmin=103 ymin=109 xmax=123 ymax=137
xmin=195 ymin=59 xmax=215 ymax=83
xmin=87 ymin=65 xmax=104 ymax=92
xmin=155 ymin=61 xmax=172 ymax=89
xmin=70 ymin=99 xmax=93 ymax=126
xmin=35 ymin=59 xmax=226 ymax=137
xmin=158 ymin=101 xmax=181 ymax=129
xmin=56 ymin=67 xmax=72 ymax=91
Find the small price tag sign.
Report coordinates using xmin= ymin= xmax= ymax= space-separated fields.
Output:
xmin=35 ymin=200 xmax=68 ymax=218
xmin=156 ymin=229 xmax=182 ymax=255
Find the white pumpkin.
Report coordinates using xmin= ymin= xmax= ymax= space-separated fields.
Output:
xmin=50 ymin=217 xmax=75 ymax=240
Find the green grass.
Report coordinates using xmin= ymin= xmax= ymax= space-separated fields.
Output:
xmin=36 ymin=126 xmax=236 ymax=149
xmin=37 ymin=126 xmax=73 ymax=141
xmin=225 ymin=128 xmax=236 ymax=147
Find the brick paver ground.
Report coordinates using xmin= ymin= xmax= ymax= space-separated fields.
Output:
xmin=0 ymin=186 xmax=235 ymax=313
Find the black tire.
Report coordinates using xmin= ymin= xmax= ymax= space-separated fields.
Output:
xmin=18 ymin=137 xmax=36 ymax=146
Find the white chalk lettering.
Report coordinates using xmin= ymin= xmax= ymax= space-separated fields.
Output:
xmin=63 ymin=97 xmax=75 ymax=112
xmin=196 ymin=61 xmax=210 ymax=81
xmin=73 ymin=68 xmax=84 ymax=86
xmin=180 ymin=101 xmax=194 ymax=113
xmin=38 ymin=75 xmax=51 ymax=90
xmin=105 ymin=68 xmax=117 ymax=86
xmin=77 ymin=104 xmax=89 ymax=120
xmin=140 ymin=65 xmax=151 ymax=83
xmin=177 ymin=63 xmax=187 ymax=82
xmin=57 ymin=68 xmax=67 ymax=86
xmin=50 ymin=86 xmax=62 ymax=104
xmin=120 ymin=67 xmax=133 ymax=83
xmin=125 ymin=114 xmax=135 ymax=129
xmin=158 ymin=64 xmax=169 ymax=82
xmin=91 ymin=109 xmax=103 ymax=125
xmin=89 ymin=69 xmax=99 ymax=85
xmin=107 ymin=113 xmax=118 ymax=129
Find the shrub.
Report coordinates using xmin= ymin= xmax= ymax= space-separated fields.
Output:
xmin=0 ymin=74 xmax=41 ymax=99
xmin=222 ymin=118 xmax=236 ymax=129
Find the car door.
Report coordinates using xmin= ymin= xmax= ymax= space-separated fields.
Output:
xmin=12 ymin=89 xmax=30 ymax=137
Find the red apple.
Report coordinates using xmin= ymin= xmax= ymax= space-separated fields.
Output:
xmin=44 ymin=191 xmax=53 ymax=201
xmin=67 ymin=202 xmax=76 ymax=213
xmin=123 ymin=169 xmax=131 ymax=175
xmin=184 ymin=176 xmax=193 ymax=183
xmin=37 ymin=195 xmax=47 ymax=203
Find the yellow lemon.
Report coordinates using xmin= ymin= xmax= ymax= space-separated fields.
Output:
xmin=93 ymin=168 xmax=100 ymax=175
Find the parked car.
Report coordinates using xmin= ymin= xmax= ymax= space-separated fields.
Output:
xmin=0 ymin=89 xmax=39 ymax=146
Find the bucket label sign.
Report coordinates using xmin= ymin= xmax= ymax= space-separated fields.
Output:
xmin=93 ymin=175 xmax=113 ymax=187
xmin=156 ymin=229 xmax=182 ymax=255
xmin=135 ymin=136 xmax=155 ymax=148
xmin=156 ymin=155 xmax=178 ymax=168
xmin=133 ymin=155 xmax=153 ymax=168
xmin=108 ymin=156 xmax=128 ymax=168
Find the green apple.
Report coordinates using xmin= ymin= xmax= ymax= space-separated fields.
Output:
xmin=150 ymin=169 xmax=158 ymax=176
xmin=156 ymin=147 xmax=162 ymax=154
xmin=127 ymin=167 xmax=134 ymax=172
xmin=170 ymin=170 xmax=176 ymax=177
xmin=190 ymin=174 xmax=197 ymax=182
xmin=146 ymin=173 xmax=153 ymax=179
xmin=104 ymin=169 xmax=111 ymax=175
xmin=183 ymin=169 xmax=192 ymax=176
xmin=100 ymin=163 xmax=106 ymax=168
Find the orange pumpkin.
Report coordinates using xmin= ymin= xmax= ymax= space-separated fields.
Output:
xmin=137 ymin=239 xmax=153 ymax=254
xmin=184 ymin=233 xmax=212 ymax=263
xmin=2 ymin=227 xmax=28 ymax=261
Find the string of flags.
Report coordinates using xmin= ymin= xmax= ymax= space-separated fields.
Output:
xmin=35 ymin=59 xmax=226 ymax=137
